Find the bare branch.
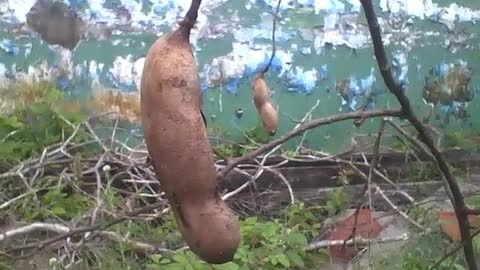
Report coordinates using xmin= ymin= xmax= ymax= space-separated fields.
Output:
xmin=5 ymin=201 xmax=166 ymax=257
xmin=359 ymin=1 xmax=477 ymax=268
xmin=306 ymin=233 xmax=409 ymax=251
xmin=218 ymin=109 xmax=402 ymax=179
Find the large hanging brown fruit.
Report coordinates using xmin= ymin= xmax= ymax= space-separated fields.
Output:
xmin=140 ymin=0 xmax=240 ymax=264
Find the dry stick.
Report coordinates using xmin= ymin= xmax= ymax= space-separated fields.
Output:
xmin=348 ymin=160 xmax=422 ymax=229
xmin=221 ymin=100 xmax=320 ymax=199
xmin=359 ymin=1 xmax=477 ymax=269
xmin=306 ymin=233 xmax=409 ymax=251
xmin=0 ymin=222 xmax=174 ymax=256
xmin=264 ymin=168 xmax=295 ymax=205
xmin=218 ymin=109 xmax=402 ymax=179
xmin=5 ymin=201 xmax=165 ymax=257
xmin=365 ymin=120 xmax=386 ymax=265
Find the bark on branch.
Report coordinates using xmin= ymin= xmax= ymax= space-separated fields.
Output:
xmin=359 ymin=1 xmax=478 ymax=269
xmin=218 ymin=109 xmax=402 ymax=179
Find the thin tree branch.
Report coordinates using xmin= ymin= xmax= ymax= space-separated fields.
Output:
xmin=218 ymin=109 xmax=402 ymax=179
xmin=262 ymin=0 xmax=282 ymax=74
xmin=359 ymin=1 xmax=477 ymax=269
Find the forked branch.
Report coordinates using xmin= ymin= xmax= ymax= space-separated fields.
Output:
xmin=359 ymin=1 xmax=477 ymax=269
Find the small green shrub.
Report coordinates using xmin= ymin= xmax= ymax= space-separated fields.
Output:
xmin=146 ymin=205 xmax=328 ymax=270
xmin=0 ymin=83 xmax=88 ymax=162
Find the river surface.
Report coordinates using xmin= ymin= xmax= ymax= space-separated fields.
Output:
xmin=0 ymin=0 xmax=479 ymax=152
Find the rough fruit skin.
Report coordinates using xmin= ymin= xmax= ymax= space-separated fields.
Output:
xmin=140 ymin=29 xmax=240 ymax=264
xmin=252 ymin=73 xmax=278 ymax=135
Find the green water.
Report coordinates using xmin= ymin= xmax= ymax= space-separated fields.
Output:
xmin=1 ymin=0 xmax=480 ymax=153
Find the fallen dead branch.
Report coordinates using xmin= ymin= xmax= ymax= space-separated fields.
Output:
xmin=306 ymin=233 xmax=409 ymax=251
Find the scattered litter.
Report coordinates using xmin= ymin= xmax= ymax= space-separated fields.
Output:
xmin=392 ymin=50 xmax=408 ymax=84
xmin=108 ymin=55 xmax=138 ymax=91
xmin=203 ymin=42 xmax=293 ymax=94
xmin=336 ymin=68 xmax=379 ymax=111
xmin=379 ymin=0 xmax=480 ymax=30
xmin=422 ymin=61 xmax=474 ymax=125
xmin=285 ymin=66 xmax=319 ymax=95
xmin=0 ymin=39 xmax=20 ymax=55
xmin=0 ymin=0 xmax=477 ymax=120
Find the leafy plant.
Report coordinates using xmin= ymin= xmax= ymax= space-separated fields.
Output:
xmin=283 ymin=202 xmax=322 ymax=238
xmin=146 ymin=210 xmax=327 ymax=270
xmin=19 ymin=186 xmax=91 ymax=221
xmin=0 ymin=83 xmax=88 ymax=162
xmin=443 ymin=131 xmax=464 ymax=148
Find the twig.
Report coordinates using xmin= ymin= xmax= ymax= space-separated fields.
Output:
xmin=365 ymin=120 xmax=386 ymax=265
xmin=5 ymin=201 xmax=165 ymax=257
xmin=0 ymin=222 xmax=174 ymax=256
xmin=91 ymin=154 xmax=106 ymax=225
xmin=218 ymin=109 xmax=402 ymax=179
xmin=348 ymin=161 xmax=422 ymax=229
xmin=264 ymin=168 xmax=294 ymax=205
xmin=0 ymin=192 xmax=33 ymax=210
xmin=373 ymin=185 xmax=423 ymax=229
xmin=306 ymin=233 xmax=409 ymax=251
xmin=262 ymin=0 xmax=283 ymax=74
xmin=359 ymin=1 xmax=477 ymax=269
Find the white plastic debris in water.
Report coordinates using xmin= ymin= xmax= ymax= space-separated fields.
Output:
xmin=108 ymin=55 xmax=139 ymax=90
xmin=285 ymin=66 xmax=319 ymax=95
xmin=250 ymin=0 xmax=292 ymax=11
xmin=50 ymin=46 xmax=74 ymax=78
xmin=0 ymin=39 xmax=20 ymax=55
xmin=205 ymin=55 xmax=246 ymax=88
xmin=120 ymin=0 xmax=149 ymax=28
xmin=314 ymin=26 xmax=369 ymax=52
xmin=301 ymin=47 xmax=312 ymax=55
xmin=297 ymin=0 xmax=313 ymax=7
xmin=88 ymin=60 xmax=105 ymax=80
xmin=379 ymin=0 xmax=480 ymax=29
xmin=392 ymin=50 xmax=408 ymax=83
xmin=324 ymin=13 xmax=338 ymax=30
xmin=132 ymin=57 xmax=145 ymax=91
xmin=314 ymin=0 xmax=345 ymax=14
xmin=346 ymin=0 xmax=361 ymax=13
xmin=0 ymin=63 xmax=7 ymax=87
xmin=233 ymin=25 xmax=289 ymax=44
xmin=12 ymin=60 xmax=50 ymax=84
xmin=1 ymin=0 xmax=36 ymax=23
xmin=272 ymin=50 xmax=293 ymax=77
xmin=359 ymin=67 xmax=376 ymax=93
xmin=203 ymin=42 xmax=293 ymax=93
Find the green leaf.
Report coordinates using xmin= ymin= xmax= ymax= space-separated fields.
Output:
xmin=51 ymin=206 xmax=67 ymax=216
xmin=286 ymin=250 xmax=304 ymax=267
xmin=172 ymin=254 xmax=189 ymax=265
xmin=0 ymin=116 xmax=23 ymax=128
xmin=162 ymin=263 xmax=186 ymax=270
xmin=150 ymin=254 xmax=163 ymax=264
xmin=276 ymin=254 xmax=290 ymax=268
xmin=214 ymin=262 xmax=239 ymax=270
xmin=286 ymin=232 xmax=308 ymax=246
xmin=269 ymin=256 xmax=278 ymax=266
